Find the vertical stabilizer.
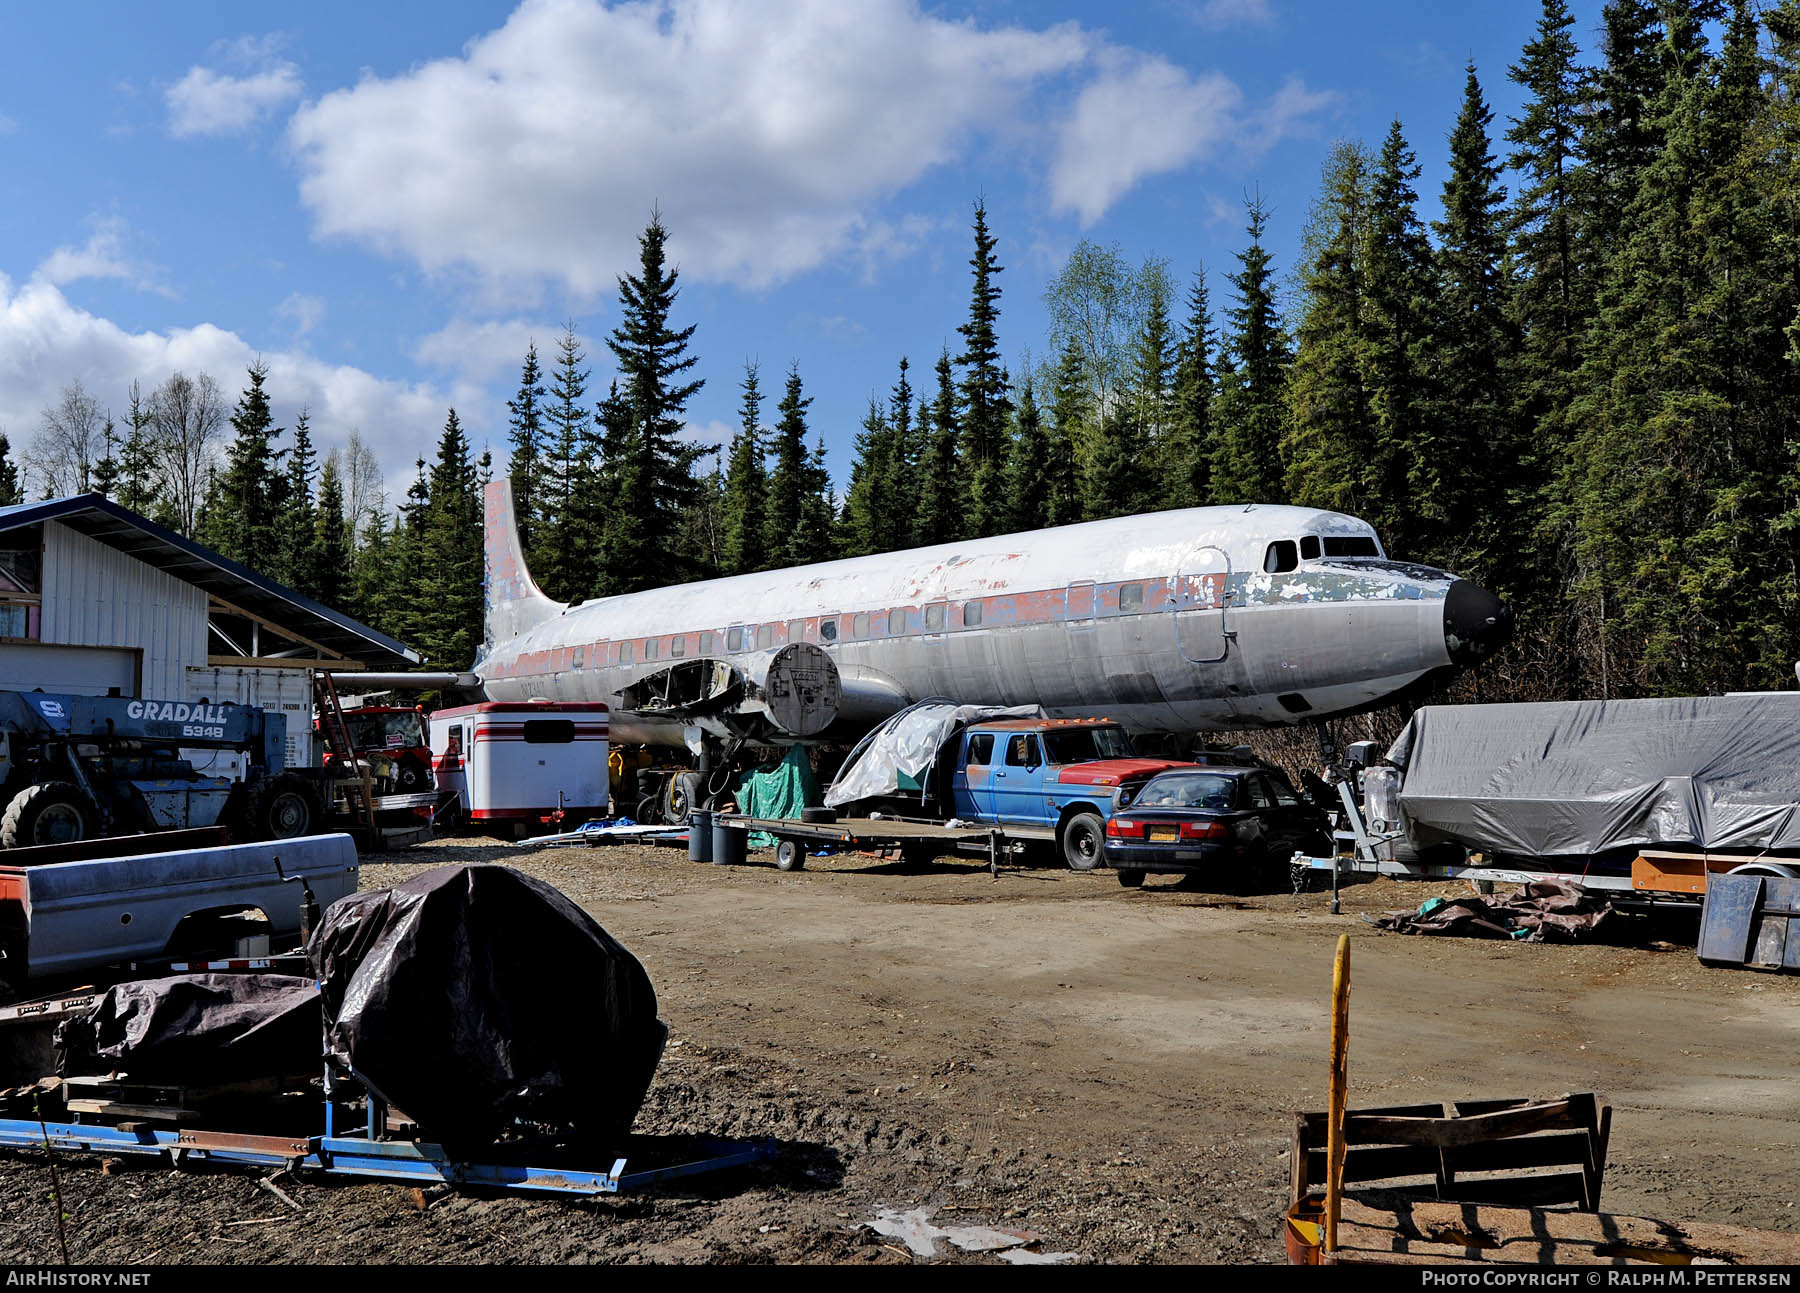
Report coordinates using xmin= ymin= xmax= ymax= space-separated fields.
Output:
xmin=481 ymin=480 xmax=564 ymax=660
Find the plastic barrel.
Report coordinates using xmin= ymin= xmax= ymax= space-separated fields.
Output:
xmin=712 ymin=819 xmax=748 ymax=866
xmin=688 ymin=810 xmax=713 ymax=863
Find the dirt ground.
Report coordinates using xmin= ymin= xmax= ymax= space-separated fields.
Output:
xmin=3 ymin=833 xmax=1799 ymax=1265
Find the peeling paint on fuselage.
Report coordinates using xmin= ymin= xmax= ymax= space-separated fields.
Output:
xmin=478 ymin=493 xmax=1465 ymax=742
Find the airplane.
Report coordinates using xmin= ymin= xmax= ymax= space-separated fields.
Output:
xmin=475 ymin=481 xmax=1512 ymax=751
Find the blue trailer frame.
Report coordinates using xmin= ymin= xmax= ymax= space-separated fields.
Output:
xmin=0 ymin=1104 xmax=776 ymax=1198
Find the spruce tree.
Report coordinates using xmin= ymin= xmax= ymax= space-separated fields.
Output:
xmin=1360 ymin=121 xmax=1438 ymax=556
xmin=507 ymin=341 xmax=547 ymax=556
xmin=540 ymin=324 xmax=593 ymax=601
xmin=1002 ymin=380 xmax=1051 ymax=532
xmin=1285 ymin=141 xmax=1378 ymax=520
xmin=598 ymin=213 xmax=706 ymax=596
xmin=762 ymin=363 xmax=813 ymax=568
xmin=313 ymin=454 xmax=350 ymax=608
xmin=209 ymin=360 xmax=287 ymax=572
xmin=721 ymin=361 xmax=768 ymax=572
xmin=915 ymin=351 xmax=966 ymax=545
xmin=1208 ymin=196 xmax=1292 ymax=505
xmin=0 ymin=433 xmax=23 ymax=507
xmin=1428 ymin=62 xmax=1517 ymax=581
xmin=840 ymin=397 xmax=891 ymax=559
xmin=281 ymin=408 xmax=319 ymax=596
xmin=416 ymin=411 xmax=483 ymax=667
xmin=90 ymin=419 xmax=121 ymax=498
xmin=1165 ymin=268 xmax=1217 ymax=507
xmin=117 ymin=381 xmax=158 ymax=515
xmin=956 ymin=198 xmax=1010 ymax=536
xmin=1046 ymin=334 xmax=1089 ymax=526
xmin=879 ymin=357 xmax=919 ymax=546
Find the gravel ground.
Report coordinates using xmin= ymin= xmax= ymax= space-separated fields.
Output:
xmin=2 ymin=833 xmax=1797 ymax=1264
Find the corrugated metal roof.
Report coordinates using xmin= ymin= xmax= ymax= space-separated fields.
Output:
xmin=0 ymin=494 xmax=421 ymax=668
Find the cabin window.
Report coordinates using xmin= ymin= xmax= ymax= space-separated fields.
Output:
xmin=789 ymin=619 xmax=806 ymax=643
xmin=1300 ymin=535 xmax=1321 ymax=561
xmin=1323 ymin=536 xmax=1380 ymax=558
xmin=1005 ymin=734 xmax=1041 ymax=767
xmin=523 ymin=720 xmax=575 ymax=744
xmin=967 ymin=732 xmax=995 ymax=764
xmin=756 ymin=624 xmax=775 ymax=650
xmin=700 ymin=631 xmax=715 ymax=653
xmin=853 ymin=612 xmax=870 ymax=639
xmin=670 ymin=635 xmax=685 ymax=658
xmin=820 ymin=618 xmax=838 ymax=643
xmin=1245 ymin=776 xmax=1276 ymax=810
xmin=644 ymin=637 xmax=659 ymax=661
xmin=620 ymin=640 xmax=634 ymax=665
xmin=1119 ymin=583 xmax=1144 ymax=613
xmin=887 ymin=608 xmax=906 ymax=636
xmin=572 ymin=646 xmax=586 ymax=669
xmin=1263 ymin=540 xmax=1299 ymax=574
xmin=924 ymin=603 xmax=945 ymax=631
xmin=726 ymin=627 xmax=743 ymax=652
xmin=962 ymin=601 xmax=983 ymax=628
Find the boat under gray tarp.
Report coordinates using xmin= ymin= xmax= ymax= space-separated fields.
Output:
xmin=1386 ymin=695 xmax=1800 ymax=859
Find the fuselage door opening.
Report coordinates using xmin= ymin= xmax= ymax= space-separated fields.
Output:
xmin=1175 ymin=544 xmax=1231 ymax=664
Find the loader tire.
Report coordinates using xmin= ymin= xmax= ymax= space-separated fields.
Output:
xmin=258 ymin=777 xmax=318 ymax=841
xmin=1 ymin=782 xmax=93 ymax=849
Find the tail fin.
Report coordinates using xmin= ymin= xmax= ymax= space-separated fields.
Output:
xmin=481 ymin=480 xmax=563 ymax=659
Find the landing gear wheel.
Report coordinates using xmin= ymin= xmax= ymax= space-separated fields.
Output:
xmin=1117 ymin=868 xmax=1145 ymax=888
xmin=774 ymin=838 xmax=805 ymax=872
xmin=259 ymin=776 xmax=318 ymax=841
xmin=1 ymin=781 xmax=93 ymax=849
xmin=666 ymin=771 xmax=703 ymax=822
xmin=1061 ymin=812 xmax=1104 ymax=872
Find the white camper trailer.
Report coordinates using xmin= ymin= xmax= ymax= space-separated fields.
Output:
xmin=429 ymin=701 xmax=610 ymax=835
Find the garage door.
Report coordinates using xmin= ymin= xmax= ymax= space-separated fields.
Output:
xmin=0 ymin=643 xmax=140 ymax=696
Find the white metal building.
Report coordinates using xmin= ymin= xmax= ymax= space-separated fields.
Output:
xmin=0 ymin=494 xmax=421 ymax=766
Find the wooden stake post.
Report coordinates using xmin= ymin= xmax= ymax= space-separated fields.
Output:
xmin=1325 ymin=934 xmax=1351 ymax=1255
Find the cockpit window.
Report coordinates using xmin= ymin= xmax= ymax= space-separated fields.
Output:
xmin=1323 ymin=536 xmax=1380 ymax=558
xmin=1263 ymin=540 xmax=1299 ymax=574
xmin=1300 ymin=535 xmax=1321 ymax=561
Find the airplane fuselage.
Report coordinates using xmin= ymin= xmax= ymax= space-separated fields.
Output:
xmin=477 ymin=487 xmax=1511 ymax=746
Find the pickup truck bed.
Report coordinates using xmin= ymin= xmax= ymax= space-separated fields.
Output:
xmin=0 ymin=833 xmax=358 ymax=983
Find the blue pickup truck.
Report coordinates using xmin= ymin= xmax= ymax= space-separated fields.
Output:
xmin=948 ymin=717 xmax=1194 ymax=870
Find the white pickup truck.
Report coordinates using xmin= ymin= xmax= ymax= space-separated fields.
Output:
xmin=0 ymin=833 xmax=358 ymax=987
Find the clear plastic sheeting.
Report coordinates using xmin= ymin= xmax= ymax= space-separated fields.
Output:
xmin=1386 ymin=696 xmax=1800 ymax=858
xmin=56 ymin=974 xmax=322 ymax=1084
xmin=825 ymin=700 xmax=1045 ymax=811
xmin=310 ymin=864 xmax=666 ymax=1153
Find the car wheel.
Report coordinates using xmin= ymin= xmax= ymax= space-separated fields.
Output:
xmin=1 ymin=781 xmax=93 ymax=849
xmin=1117 ymin=868 xmax=1145 ymax=888
xmin=1061 ymin=812 xmax=1104 ymax=872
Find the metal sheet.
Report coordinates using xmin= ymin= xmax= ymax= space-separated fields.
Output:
xmin=40 ymin=521 xmax=206 ymax=700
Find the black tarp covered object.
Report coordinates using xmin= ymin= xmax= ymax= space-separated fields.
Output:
xmin=57 ymin=974 xmax=322 ymax=1083
xmin=1387 ymin=696 xmax=1800 ymax=858
xmin=310 ymin=863 xmax=666 ymax=1152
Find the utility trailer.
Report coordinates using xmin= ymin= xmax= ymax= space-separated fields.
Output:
xmin=712 ymin=812 xmax=1055 ymax=873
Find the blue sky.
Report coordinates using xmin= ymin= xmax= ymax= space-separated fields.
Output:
xmin=0 ymin=0 xmax=1605 ymax=510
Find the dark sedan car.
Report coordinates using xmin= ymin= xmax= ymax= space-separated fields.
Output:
xmin=1103 ymin=766 xmax=1333 ymax=889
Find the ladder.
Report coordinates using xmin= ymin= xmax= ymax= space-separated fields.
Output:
xmin=312 ymin=671 xmax=378 ymax=834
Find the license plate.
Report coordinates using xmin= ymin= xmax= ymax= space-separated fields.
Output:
xmin=1149 ymin=827 xmax=1178 ymax=842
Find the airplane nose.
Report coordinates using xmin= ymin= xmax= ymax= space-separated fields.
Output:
xmin=1443 ymin=579 xmax=1513 ymax=666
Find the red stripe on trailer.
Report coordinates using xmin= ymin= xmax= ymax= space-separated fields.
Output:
xmin=167 ymin=958 xmax=275 ymax=972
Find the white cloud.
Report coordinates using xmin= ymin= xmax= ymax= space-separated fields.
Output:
xmin=412 ymin=317 xmax=567 ymax=385
xmin=0 ymin=274 xmax=467 ymax=506
xmin=276 ymin=292 xmax=325 ymax=339
xmin=1050 ymin=51 xmax=1245 ymax=227
xmin=33 ymin=216 xmax=171 ymax=297
xmin=166 ymin=34 xmax=302 ymax=138
xmin=291 ymin=0 xmax=1090 ymax=292
xmin=288 ymin=1 xmax=1328 ymax=291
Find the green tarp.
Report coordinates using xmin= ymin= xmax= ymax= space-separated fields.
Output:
xmin=733 ymin=747 xmax=822 ymax=846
